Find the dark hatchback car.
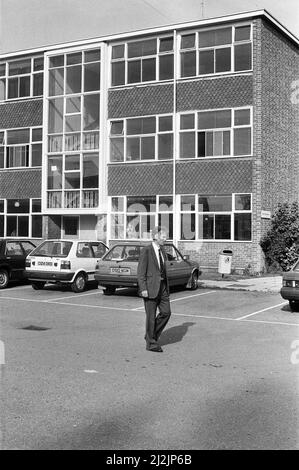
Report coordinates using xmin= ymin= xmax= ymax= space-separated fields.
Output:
xmin=280 ymin=259 xmax=299 ymax=310
xmin=95 ymin=241 xmax=201 ymax=295
xmin=0 ymin=238 xmax=38 ymax=289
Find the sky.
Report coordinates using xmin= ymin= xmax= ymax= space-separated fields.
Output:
xmin=0 ymin=0 xmax=298 ymax=54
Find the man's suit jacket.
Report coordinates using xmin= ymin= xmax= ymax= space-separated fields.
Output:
xmin=137 ymin=244 xmax=169 ymax=299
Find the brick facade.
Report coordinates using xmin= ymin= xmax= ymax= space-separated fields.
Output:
xmin=0 ymin=99 xmax=43 ymax=129
xmin=0 ymin=169 xmax=41 ymax=199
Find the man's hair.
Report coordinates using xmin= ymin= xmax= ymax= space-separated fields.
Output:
xmin=151 ymin=225 xmax=167 ymax=239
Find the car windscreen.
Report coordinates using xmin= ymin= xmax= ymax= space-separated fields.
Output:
xmin=30 ymin=241 xmax=73 ymax=258
xmin=103 ymin=245 xmax=144 ymax=261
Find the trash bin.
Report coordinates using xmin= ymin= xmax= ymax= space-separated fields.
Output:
xmin=218 ymin=249 xmax=233 ymax=275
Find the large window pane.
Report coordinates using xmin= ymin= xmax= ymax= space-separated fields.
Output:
xmin=84 ymin=62 xmax=100 ymax=91
xmin=158 ymin=134 xmax=173 ymax=159
xmin=7 ymin=129 xmax=30 ymax=144
xmin=234 ymin=109 xmax=250 ymax=126
xmin=128 ymin=60 xmax=141 ymax=83
xmin=83 ymin=94 xmax=100 ymax=130
xmin=31 ymin=143 xmax=42 ymax=166
xmin=0 ymin=79 xmax=5 ymax=100
xmin=181 ymin=51 xmax=196 ymax=77
xmin=65 ymin=154 xmax=80 ymax=171
xmin=49 ymin=68 xmax=64 ymax=96
xmin=7 ymin=199 xmax=30 ymax=213
xmin=142 ymin=58 xmax=156 ymax=81
xmin=215 ymin=47 xmax=231 ymax=72
xmin=127 ymin=196 xmax=156 ymax=213
xmin=32 ymin=215 xmax=43 ymax=238
xmin=198 ymin=28 xmax=232 ymax=47
xmin=8 ymin=78 xmax=18 ymax=98
xmin=110 ymin=138 xmax=124 ymax=162
xmin=19 ymin=76 xmax=30 ymax=97
xmin=127 ymin=137 xmax=140 ymax=160
xmin=33 ymin=74 xmax=43 ymax=96
xmin=6 ymin=216 xmax=17 ymax=236
xmin=234 ymin=128 xmax=251 ymax=155
xmin=234 ymin=43 xmax=251 ymax=71
xmin=198 ymin=110 xmax=231 ymax=129
xmin=215 ymin=214 xmax=231 ymax=239
xmin=235 ymin=26 xmax=251 ymax=42
xmin=65 ymin=173 xmax=80 ymax=189
xmin=66 ymin=65 xmax=82 ymax=94
xmin=128 ymin=39 xmax=156 ymax=58
xmin=234 ymin=213 xmax=251 ymax=240
xmin=198 ymin=195 xmax=231 ymax=212
xmin=83 ymin=154 xmax=98 ymax=188
xmin=180 ymin=132 xmax=195 ymax=158
xmin=65 ymin=114 xmax=81 ymax=132
xmin=235 ymin=194 xmax=251 ymax=211
xmin=48 ymin=156 xmax=62 ymax=189
xmin=181 ymin=213 xmax=195 ymax=240
xmin=112 ymin=62 xmax=125 ymax=86
xmin=9 ymin=59 xmax=31 ymax=75
xmin=199 ymin=50 xmax=214 ymax=74
xmin=141 ymin=136 xmax=155 ymax=159
xmin=0 ymin=215 xmax=4 ymax=237
xmin=48 ymin=98 xmax=63 ymax=133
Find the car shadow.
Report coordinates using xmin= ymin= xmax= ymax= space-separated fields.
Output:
xmin=159 ymin=321 xmax=196 ymax=346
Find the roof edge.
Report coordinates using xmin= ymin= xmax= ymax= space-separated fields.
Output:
xmin=0 ymin=9 xmax=298 ymax=59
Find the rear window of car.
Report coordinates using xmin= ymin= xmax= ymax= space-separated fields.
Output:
xmin=103 ymin=245 xmax=143 ymax=261
xmin=30 ymin=241 xmax=73 ymax=258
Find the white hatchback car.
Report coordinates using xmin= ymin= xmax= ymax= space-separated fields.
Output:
xmin=25 ymin=239 xmax=108 ymax=292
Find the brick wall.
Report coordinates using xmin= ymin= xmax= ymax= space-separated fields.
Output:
xmin=260 ymin=19 xmax=299 ymax=212
xmin=176 ymin=74 xmax=253 ymax=111
xmin=0 ymin=169 xmax=41 ymax=198
xmin=0 ymin=99 xmax=43 ymax=128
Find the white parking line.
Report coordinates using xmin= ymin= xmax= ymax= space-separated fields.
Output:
xmin=47 ymin=290 xmax=103 ymax=302
xmin=132 ymin=290 xmax=215 ymax=310
xmin=1 ymin=295 xmax=297 ymax=327
xmin=235 ymin=302 xmax=288 ymax=320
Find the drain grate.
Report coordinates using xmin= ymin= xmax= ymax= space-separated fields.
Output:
xmin=20 ymin=325 xmax=51 ymax=331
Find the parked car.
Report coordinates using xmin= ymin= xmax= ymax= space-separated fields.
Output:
xmin=0 ymin=238 xmax=38 ymax=289
xmin=25 ymin=239 xmax=108 ymax=292
xmin=280 ymin=259 xmax=299 ymax=310
xmin=95 ymin=241 xmax=201 ymax=295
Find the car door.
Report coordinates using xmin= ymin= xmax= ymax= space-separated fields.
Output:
xmin=90 ymin=242 xmax=108 ymax=260
xmin=5 ymin=241 xmax=26 ymax=279
xmin=164 ymin=244 xmax=191 ymax=286
xmin=75 ymin=242 xmax=97 ymax=281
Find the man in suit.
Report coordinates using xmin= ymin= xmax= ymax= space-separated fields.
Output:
xmin=137 ymin=226 xmax=171 ymax=353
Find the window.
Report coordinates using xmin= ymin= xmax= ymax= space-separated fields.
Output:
xmin=180 ymin=193 xmax=251 ymax=241
xmin=0 ymin=127 xmax=42 ymax=168
xmin=180 ymin=24 xmax=251 ymax=78
xmin=0 ymin=56 xmax=43 ymax=100
xmin=110 ymin=195 xmax=173 ymax=239
xmin=46 ymin=47 xmax=101 ymax=209
xmin=111 ymin=35 xmax=174 ymax=86
xmin=110 ymin=115 xmax=173 ymax=162
xmin=179 ymin=108 xmax=251 ymax=158
xmin=1 ymin=198 xmax=42 ymax=238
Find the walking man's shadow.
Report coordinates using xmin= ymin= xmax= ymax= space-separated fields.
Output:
xmin=159 ymin=322 xmax=195 ymax=346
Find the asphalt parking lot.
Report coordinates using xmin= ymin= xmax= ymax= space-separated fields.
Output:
xmin=0 ymin=282 xmax=299 ymax=450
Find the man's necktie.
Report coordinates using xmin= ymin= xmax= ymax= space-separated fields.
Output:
xmin=158 ymin=249 xmax=164 ymax=269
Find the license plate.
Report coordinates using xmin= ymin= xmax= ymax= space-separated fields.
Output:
xmin=110 ymin=267 xmax=131 ymax=275
xmin=37 ymin=261 xmax=53 ymax=267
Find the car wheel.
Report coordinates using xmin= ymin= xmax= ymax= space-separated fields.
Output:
xmin=0 ymin=269 xmax=9 ymax=289
xmin=189 ymin=271 xmax=198 ymax=290
xmin=71 ymin=273 xmax=87 ymax=293
xmin=289 ymin=300 xmax=299 ymax=311
xmin=103 ymin=286 xmax=116 ymax=295
xmin=31 ymin=281 xmax=45 ymax=290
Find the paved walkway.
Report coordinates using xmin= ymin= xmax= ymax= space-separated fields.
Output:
xmin=199 ymin=275 xmax=283 ymax=293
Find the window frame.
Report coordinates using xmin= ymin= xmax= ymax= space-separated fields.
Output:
xmin=179 ymin=106 xmax=252 ymax=159
xmin=109 ymin=114 xmax=174 ymax=163
xmin=179 ymin=193 xmax=252 ymax=241
xmin=110 ymin=34 xmax=174 ymax=87
xmin=0 ymin=126 xmax=43 ymax=169
xmin=0 ymin=56 xmax=44 ymax=101
xmin=179 ymin=22 xmax=252 ymax=79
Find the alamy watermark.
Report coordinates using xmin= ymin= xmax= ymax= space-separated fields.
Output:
xmin=291 ymin=80 xmax=299 ymax=104
xmin=290 ymin=339 xmax=299 ymax=365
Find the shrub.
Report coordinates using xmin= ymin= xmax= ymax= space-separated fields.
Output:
xmin=260 ymin=202 xmax=299 ymax=271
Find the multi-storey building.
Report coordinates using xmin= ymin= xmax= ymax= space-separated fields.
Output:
xmin=0 ymin=9 xmax=298 ymax=272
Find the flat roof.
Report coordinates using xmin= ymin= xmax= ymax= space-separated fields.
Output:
xmin=0 ymin=9 xmax=298 ymax=59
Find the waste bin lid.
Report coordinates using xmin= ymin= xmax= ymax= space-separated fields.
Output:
xmin=222 ymin=249 xmax=233 ymax=254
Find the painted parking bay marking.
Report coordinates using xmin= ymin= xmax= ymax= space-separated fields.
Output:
xmin=132 ymin=290 xmax=216 ymax=310
xmin=235 ymin=301 xmax=288 ymax=320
